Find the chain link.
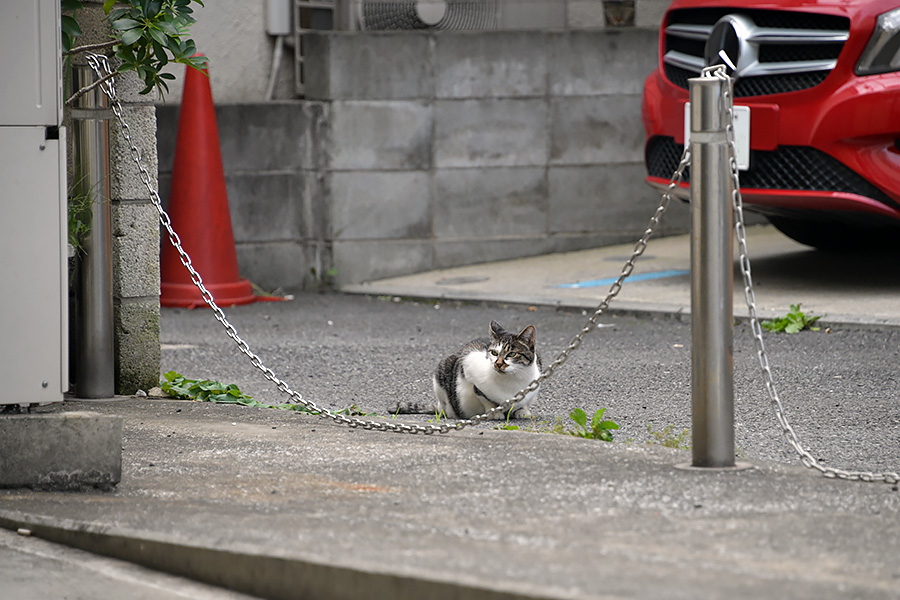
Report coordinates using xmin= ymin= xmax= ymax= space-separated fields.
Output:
xmin=87 ymin=53 xmax=684 ymax=435
xmin=702 ymin=64 xmax=899 ymax=485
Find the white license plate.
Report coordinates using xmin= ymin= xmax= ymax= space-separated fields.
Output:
xmin=684 ymin=103 xmax=750 ymax=171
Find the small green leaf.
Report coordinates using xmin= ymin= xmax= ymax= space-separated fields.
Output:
xmin=570 ymin=408 xmax=587 ymax=428
xmin=151 ymin=40 xmax=168 ymax=65
xmin=156 ymin=20 xmax=179 ymax=36
xmin=61 ymin=14 xmax=82 ymax=37
xmin=147 ymin=27 xmax=169 ymax=46
xmin=103 ymin=0 xmax=117 ymax=14
xmin=120 ymin=27 xmax=143 ymax=46
xmin=108 ymin=7 xmax=132 ymax=21
xmin=590 ymin=408 xmax=605 ymax=430
xmin=182 ymin=40 xmax=198 ymax=58
xmin=111 ymin=18 xmax=141 ymax=30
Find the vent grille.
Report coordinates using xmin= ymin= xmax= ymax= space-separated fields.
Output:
xmin=359 ymin=0 xmax=498 ymax=30
xmin=645 ymin=136 xmax=899 ymax=211
xmin=664 ymin=66 xmax=830 ymax=97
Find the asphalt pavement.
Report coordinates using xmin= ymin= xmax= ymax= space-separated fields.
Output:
xmin=1 ymin=225 xmax=899 ymax=599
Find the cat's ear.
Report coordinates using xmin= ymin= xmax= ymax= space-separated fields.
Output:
xmin=517 ymin=325 xmax=536 ymax=348
xmin=490 ymin=320 xmax=504 ymax=339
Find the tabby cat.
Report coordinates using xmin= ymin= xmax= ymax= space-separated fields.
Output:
xmin=392 ymin=321 xmax=542 ymax=419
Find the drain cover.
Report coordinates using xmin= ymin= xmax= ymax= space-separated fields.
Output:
xmin=435 ymin=276 xmax=490 ymax=286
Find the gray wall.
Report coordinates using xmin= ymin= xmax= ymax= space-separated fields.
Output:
xmin=157 ymin=102 xmax=330 ymax=291
xmin=156 ymin=0 xmax=671 ymax=103
xmin=158 ymin=28 xmax=689 ymax=289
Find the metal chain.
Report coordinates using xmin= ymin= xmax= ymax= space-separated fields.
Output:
xmin=86 ymin=55 xmax=444 ymax=435
xmin=87 ymin=53 xmax=687 ymax=434
xmin=705 ymin=64 xmax=899 ymax=484
xmin=89 ymin=52 xmax=897 ymax=478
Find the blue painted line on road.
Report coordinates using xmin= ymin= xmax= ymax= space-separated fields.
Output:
xmin=555 ymin=269 xmax=690 ymax=289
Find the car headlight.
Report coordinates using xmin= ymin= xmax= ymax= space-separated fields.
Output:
xmin=857 ymin=8 xmax=900 ymax=75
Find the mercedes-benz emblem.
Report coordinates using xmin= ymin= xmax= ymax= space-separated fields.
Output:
xmin=704 ymin=14 xmax=754 ymax=78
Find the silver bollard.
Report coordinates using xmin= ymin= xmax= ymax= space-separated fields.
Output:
xmin=71 ymin=64 xmax=115 ymax=398
xmin=688 ymin=75 xmax=735 ymax=468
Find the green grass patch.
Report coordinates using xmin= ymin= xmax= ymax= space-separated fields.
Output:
xmin=761 ymin=303 xmax=821 ymax=334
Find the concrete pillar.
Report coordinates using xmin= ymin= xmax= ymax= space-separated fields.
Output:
xmin=67 ymin=1 xmax=161 ymax=395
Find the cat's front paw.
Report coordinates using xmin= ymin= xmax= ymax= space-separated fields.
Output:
xmin=512 ymin=406 xmax=532 ymax=419
xmin=485 ymin=408 xmax=508 ymax=420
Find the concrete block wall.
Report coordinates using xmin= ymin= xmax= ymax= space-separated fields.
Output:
xmin=154 ymin=0 xmax=670 ymax=104
xmin=156 ymin=102 xmax=331 ymax=291
xmin=157 ymin=28 xmax=691 ymax=289
xmin=303 ymin=29 xmax=690 ymax=285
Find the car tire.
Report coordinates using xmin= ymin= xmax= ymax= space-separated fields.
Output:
xmin=767 ymin=215 xmax=896 ymax=252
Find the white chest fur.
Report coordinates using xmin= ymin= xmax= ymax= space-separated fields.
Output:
xmin=460 ymin=350 xmax=541 ymax=408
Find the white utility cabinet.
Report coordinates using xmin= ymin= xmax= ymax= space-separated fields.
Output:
xmin=0 ymin=0 xmax=68 ymax=405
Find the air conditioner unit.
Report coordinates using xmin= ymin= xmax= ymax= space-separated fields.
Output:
xmin=357 ymin=0 xmax=499 ymax=31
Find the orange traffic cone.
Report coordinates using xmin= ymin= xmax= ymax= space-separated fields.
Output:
xmin=160 ymin=61 xmax=257 ymax=309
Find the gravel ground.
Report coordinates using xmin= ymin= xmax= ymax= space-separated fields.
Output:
xmin=159 ymin=292 xmax=900 ymax=475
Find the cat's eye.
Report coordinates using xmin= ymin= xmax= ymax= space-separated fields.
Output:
xmin=508 ymin=352 xmax=519 ymax=358
xmin=490 ymin=349 xmax=499 ymax=356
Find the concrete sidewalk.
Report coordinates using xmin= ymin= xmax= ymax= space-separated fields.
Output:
xmin=1 ymin=397 xmax=898 ymax=600
xmin=343 ymin=225 xmax=900 ymax=328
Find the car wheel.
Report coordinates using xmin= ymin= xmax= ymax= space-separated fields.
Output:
xmin=767 ymin=216 xmax=896 ymax=252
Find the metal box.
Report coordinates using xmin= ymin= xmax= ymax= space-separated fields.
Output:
xmin=0 ymin=0 xmax=63 ymax=127
xmin=0 ymin=0 xmax=67 ymax=405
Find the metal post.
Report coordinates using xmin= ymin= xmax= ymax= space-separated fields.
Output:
xmin=72 ymin=64 xmax=115 ymax=398
xmin=333 ymin=0 xmax=356 ymax=30
xmin=689 ymin=75 xmax=735 ymax=468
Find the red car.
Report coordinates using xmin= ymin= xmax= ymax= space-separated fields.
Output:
xmin=642 ymin=0 xmax=900 ymax=249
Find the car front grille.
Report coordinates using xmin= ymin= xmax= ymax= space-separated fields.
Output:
xmin=645 ymin=136 xmax=899 ymax=211
xmin=663 ymin=7 xmax=850 ymax=97
xmin=664 ymin=66 xmax=829 ymax=97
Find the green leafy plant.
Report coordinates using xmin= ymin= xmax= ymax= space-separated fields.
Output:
xmin=495 ymin=424 xmax=520 ymax=430
xmin=427 ymin=409 xmax=447 ymax=425
xmin=161 ymin=370 xmax=256 ymax=405
xmin=160 ymin=371 xmax=376 ymax=417
xmin=565 ymin=408 xmax=619 ymax=442
xmin=646 ymin=423 xmax=691 ymax=449
xmin=272 ymin=402 xmax=375 ymax=416
xmin=62 ymin=0 xmax=207 ymax=101
xmin=760 ymin=303 xmax=821 ymax=334
xmin=67 ymin=183 xmax=92 ymax=256
xmin=335 ymin=404 xmax=377 ymax=417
